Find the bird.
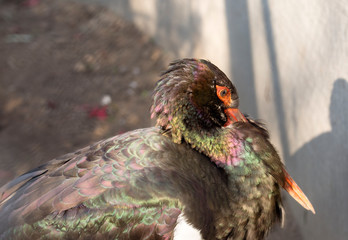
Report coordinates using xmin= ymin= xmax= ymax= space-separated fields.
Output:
xmin=0 ymin=58 xmax=315 ymax=240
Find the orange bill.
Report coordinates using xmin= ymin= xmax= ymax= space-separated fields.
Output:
xmin=224 ymin=108 xmax=248 ymax=126
xmin=282 ymin=169 xmax=315 ymax=214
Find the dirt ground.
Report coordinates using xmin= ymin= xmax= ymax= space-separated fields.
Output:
xmin=0 ymin=0 xmax=169 ymax=185
xmin=0 ymin=1 xmax=301 ymax=239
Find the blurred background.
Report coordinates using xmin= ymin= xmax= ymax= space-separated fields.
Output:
xmin=0 ymin=0 xmax=347 ymax=239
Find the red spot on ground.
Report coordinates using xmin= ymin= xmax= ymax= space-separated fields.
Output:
xmin=88 ymin=106 xmax=108 ymax=120
xmin=22 ymin=0 xmax=40 ymax=7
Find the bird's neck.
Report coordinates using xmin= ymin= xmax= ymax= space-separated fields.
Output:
xmin=172 ymin=122 xmax=248 ymax=168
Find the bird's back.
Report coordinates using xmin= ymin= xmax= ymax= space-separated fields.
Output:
xmin=0 ymin=127 xmax=182 ymax=239
xmin=0 ymin=127 xmax=232 ymax=239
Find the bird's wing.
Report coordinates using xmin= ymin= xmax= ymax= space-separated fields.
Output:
xmin=0 ymin=127 xmax=182 ymax=239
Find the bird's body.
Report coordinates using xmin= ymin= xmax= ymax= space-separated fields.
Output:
xmin=0 ymin=126 xmax=280 ymax=240
xmin=0 ymin=59 xmax=314 ymax=240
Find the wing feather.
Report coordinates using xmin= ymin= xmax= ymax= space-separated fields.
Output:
xmin=0 ymin=127 xmax=183 ymax=239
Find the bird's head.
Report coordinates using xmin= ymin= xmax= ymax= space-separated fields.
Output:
xmin=151 ymin=58 xmax=246 ymax=143
xmin=152 ymin=59 xmax=315 ymax=215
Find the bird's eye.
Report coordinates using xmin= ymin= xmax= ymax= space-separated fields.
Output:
xmin=220 ymin=89 xmax=227 ymax=97
xmin=216 ymin=86 xmax=230 ymax=99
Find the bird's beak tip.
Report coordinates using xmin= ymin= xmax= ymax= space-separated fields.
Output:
xmin=283 ymin=169 xmax=315 ymax=214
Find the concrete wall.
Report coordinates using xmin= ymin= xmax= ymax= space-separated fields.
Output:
xmin=75 ymin=1 xmax=348 ymax=239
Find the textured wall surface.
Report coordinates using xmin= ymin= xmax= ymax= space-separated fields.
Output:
xmin=75 ymin=1 xmax=348 ymax=239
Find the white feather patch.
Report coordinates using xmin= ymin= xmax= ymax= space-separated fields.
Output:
xmin=173 ymin=213 xmax=202 ymax=240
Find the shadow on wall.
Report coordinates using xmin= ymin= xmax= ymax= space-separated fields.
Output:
xmin=260 ymin=0 xmax=290 ymax=160
xmin=286 ymin=78 xmax=348 ymax=239
xmin=154 ymin=0 xmax=201 ymax=57
xmin=224 ymin=0 xmax=257 ymax=118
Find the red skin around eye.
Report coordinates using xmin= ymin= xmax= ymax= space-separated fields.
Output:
xmin=216 ymin=85 xmax=232 ymax=107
